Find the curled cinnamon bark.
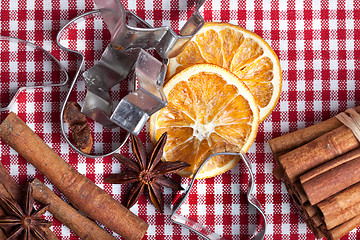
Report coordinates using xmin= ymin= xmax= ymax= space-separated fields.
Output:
xmin=317 ymin=181 xmax=360 ymax=229
xmin=301 ymin=149 xmax=360 ymax=205
xmin=0 ymin=112 xmax=148 ymax=240
xmin=30 ymin=178 xmax=116 ymax=240
xmin=279 ymin=125 xmax=360 ymax=183
xmin=268 ymin=106 xmax=360 ymax=154
xmin=63 ymin=102 xmax=93 ymax=154
xmin=325 ymin=215 xmax=360 ymax=240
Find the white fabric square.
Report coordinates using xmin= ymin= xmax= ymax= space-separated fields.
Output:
xmin=279 ymin=20 xmax=288 ymax=31
xmin=245 ymin=0 xmax=255 ymax=10
xmin=214 ymin=204 xmax=224 ymax=215
xmin=295 ymin=1 xmax=304 ymax=10
xmin=313 ymin=40 xmax=322 ymax=50
xmin=296 ymin=20 xmax=304 ymax=31
xmin=264 ymin=183 xmax=273 ymax=194
xmin=263 ymin=20 xmax=272 ymax=31
xmin=312 ymin=19 xmax=321 ymax=29
xmin=330 ymin=59 xmax=338 ymax=70
xmin=9 ymin=20 xmax=18 ymax=31
xmin=296 ymin=60 xmax=305 ymax=70
xmin=329 ymin=39 xmax=338 ymax=50
xmin=329 ymin=19 xmax=338 ymax=30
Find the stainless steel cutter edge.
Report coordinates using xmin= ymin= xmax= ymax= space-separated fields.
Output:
xmin=0 ymin=36 xmax=69 ymax=112
xmin=171 ymin=151 xmax=267 ymax=240
xmin=56 ymin=10 xmax=130 ymax=158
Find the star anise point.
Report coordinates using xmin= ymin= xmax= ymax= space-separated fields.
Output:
xmin=0 ymin=184 xmax=52 ymax=240
xmin=106 ymin=132 xmax=189 ymax=212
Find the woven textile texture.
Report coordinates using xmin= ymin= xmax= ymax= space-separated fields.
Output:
xmin=0 ymin=0 xmax=359 ymax=239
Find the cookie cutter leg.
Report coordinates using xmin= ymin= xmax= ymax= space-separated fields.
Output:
xmin=171 ymin=150 xmax=267 ymax=240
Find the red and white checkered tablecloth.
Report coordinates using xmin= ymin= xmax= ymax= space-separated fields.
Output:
xmin=0 ymin=0 xmax=359 ymax=239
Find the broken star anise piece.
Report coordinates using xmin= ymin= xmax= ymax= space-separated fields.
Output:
xmin=106 ymin=132 xmax=190 ymax=212
xmin=0 ymin=184 xmax=51 ymax=240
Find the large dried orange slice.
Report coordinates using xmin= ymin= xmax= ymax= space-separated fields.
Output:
xmin=168 ymin=22 xmax=282 ymax=121
xmin=149 ymin=64 xmax=259 ymax=179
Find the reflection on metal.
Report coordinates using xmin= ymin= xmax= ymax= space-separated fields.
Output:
xmin=57 ymin=0 xmax=205 ymax=157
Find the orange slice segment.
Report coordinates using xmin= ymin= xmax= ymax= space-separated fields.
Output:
xmin=150 ymin=64 xmax=259 ymax=179
xmin=168 ymin=22 xmax=282 ymax=121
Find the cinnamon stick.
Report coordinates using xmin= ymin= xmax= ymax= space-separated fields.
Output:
xmin=30 ymin=178 xmax=116 ymax=240
xmin=43 ymin=228 xmax=60 ymax=240
xmin=0 ymin=161 xmax=22 ymax=202
xmin=292 ymin=182 xmax=308 ymax=205
xmin=272 ymin=166 xmax=284 ymax=180
xmin=325 ymin=215 xmax=360 ymax=240
xmin=310 ymin=214 xmax=323 ymax=227
xmin=300 ymin=148 xmax=360 ymax=183
xmin=268 ymin=106 xmax=360 ymax=154
xmin=278 ymin=125 xmax=360 ymax=183
xmin=301 ymin=150 xmax=360 ymax=205
xmin=0 ymin=183 xmax=13 ymax=236
xmin=317 ymin=181 xmax=360 ymax=229
xmin=305 ymin=219 xmax=325 ymax=239
xmin=303 ymin=203 xmax=318 ymax=218
xmin=0 ymin=112 xmax=148 ymax=240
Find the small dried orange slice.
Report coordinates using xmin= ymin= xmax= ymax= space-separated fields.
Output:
xmin=150 ymin=64 xmax=259 ymax=179
xmin=168 ymin=22 xmax=282 ymax=121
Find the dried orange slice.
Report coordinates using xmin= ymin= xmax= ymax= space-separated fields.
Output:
xmin=149 ymin=64 xmax=259 ymax=179
xmin=168 ymin=22 xmax=282 ymax=121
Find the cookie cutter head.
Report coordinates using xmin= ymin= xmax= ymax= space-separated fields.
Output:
xmin=80 ymin=0 xmax=205 ymax=135
xmin=171 ymin=149 xmax=267 ymax=240
xmin=57 ymin=0 xmax=206 ymax=157
xmin=96 ymin=0 xmax=206 ymax=59
xmin=0 ymin=36 xmax=68 ymax=112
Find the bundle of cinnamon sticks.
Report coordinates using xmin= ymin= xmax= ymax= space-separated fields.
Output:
xmin=269 ymin=106 xmax=360 ymax=240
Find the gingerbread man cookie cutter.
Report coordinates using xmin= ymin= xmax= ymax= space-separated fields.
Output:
xmin=57 ymin=0 xmax=205 ymax=157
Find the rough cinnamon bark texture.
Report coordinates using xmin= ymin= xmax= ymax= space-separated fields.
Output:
xmin=43 ymin=228 xmax=60 ymax=240
xmin=30 ymin=178 xmax=116 ymax=240
xmin=301 ymin=151 xmax=360 ymax=205
xmin=303 ymin=203 xmax=317 ymax=218
xmin=325 ymin=215 xmax=360 ymax=240
xmin=304 ymin=220 xmax=324 ymax=239
xmin=63 ymin=102 xmax=93 ymax=154
xmin=268 ymin=106 xmax=360 ymax=154
xmin=0 ymin=161 xmax=22 ymax=202
xmin=300 ymin=148 xmax=360 ymax=183
xmin=269 ymin=106 xmax=360 ymax=239
xmin=0 ymin=112 xmax=148 ymax=240
xmin=317 ymin=182 xmax=360 ymax=229
xmin=279 ymin=125 xmax=360 ymax=183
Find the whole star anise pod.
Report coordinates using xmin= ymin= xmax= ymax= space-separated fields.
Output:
xmin=0 ymin=184 xmax=51 ymax=240
xmin=106 ymin=132 xmax=190 ymax=212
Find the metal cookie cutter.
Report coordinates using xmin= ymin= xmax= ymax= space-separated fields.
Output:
xmin=80 ymin=0 xmax=206 ymax=134
xmin=0 ymin=36 xmax=68 ymax=111
xmin=57 ymin=0 xmax=205 ymax=157
xmin=171 ymin=148 xmax=267 ymax=240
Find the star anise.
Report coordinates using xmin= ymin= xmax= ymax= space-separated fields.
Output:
xmin=0 ymin=184 xmax=51 ymax=240
xmin=106 ymin=132 xmax=190 ymax=212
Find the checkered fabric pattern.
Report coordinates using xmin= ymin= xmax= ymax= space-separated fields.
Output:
xmin=0 ymin=0 xmax=359 ymax=239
